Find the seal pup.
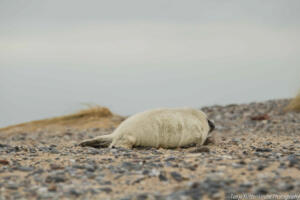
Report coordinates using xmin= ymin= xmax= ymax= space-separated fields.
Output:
xmin=79 ymin=108 xmax=215 ymax=149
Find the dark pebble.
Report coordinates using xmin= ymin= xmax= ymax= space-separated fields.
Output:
xmin=99 ymin=187 xmax=112 ymax=193
xmin=254 ymin=187 xmax=268 ymax=195
xmin=121 ymin=162 xmax=142 ymax=171
xmin=69 ymin=188 xmax=82 ymax=196
xmin=6 ymin=183 xmax=18 ymax=190
xmin=239 ymin=160 xmax=246 ymax=165
xmin=0 ymin=143 xmax=11 ymax=148
xmin=17 ymin=166 xmax=34 ymax=172
xmin=50 ymin=164 xmax=64 ymax=170
xmin=136 ymin=193 xmax=148 ymax=200
xmin=287 ymin=155 xmax=299 ymax=167
xmin=164 ymin=156 xmax=176 ymax=162
xmin=170 ymin=171 xmax=184 ymax=182
xmin=97 ymin=179 xmax=112 ymax=185
xmin=278 ymin=183 xmax=294 ymax=191
xmin=45 ymin=175 xmax=66 ymax=183
xmin=257 ymin=165 xmax=265 ymax=171
xmin=189 ymin=147 xmax=210 ymax=153
xmin=256 ymin=148 xmax=272 ymax=152
xmin=142 ymin=169 xmax=150 ymax=175
xmin=132 ymin=177 xmax=147 ymax=185
xmin=159 ymin=171 xmax=168 ymax=182
xmin=0 ymin=160 xmax=9 ymax=165
xmin=239 ymin=182 xmax=253 ymax=188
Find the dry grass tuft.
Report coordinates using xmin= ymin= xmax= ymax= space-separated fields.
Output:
xmin=285 ymin=92 xmax=300 ymax=112
xmin=52 ymin=106 xmax=113 ymax=122
xmin=0 ymin=106 xmax=123 ymax=133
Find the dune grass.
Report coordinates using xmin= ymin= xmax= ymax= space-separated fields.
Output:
xmin=0 ymin=106 xmax=122 ymax=133
xmin=285 ymin=92 xmax=300 ymax=112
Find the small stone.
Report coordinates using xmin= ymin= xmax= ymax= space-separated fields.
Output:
xmin=136 ymin=194 xmax=148 ymax=200
xmin=211 ymin=191 xmax=222 ymax=200
xmin=257 ymin=165 xmax=265 ymax=171
xmin=159 ymin=171 xmax=168 ymax=182
xmin=132 ymin=177 xmax=146 ymax=185
xmin=287 ymin=155 xmax=299 ymax=167
xmin=50 ymin=164 xmax=64 ymax=170
xmin=37 ymin=187 xmax=48 ymax=195
xmin=189 ymin=147 xmax=210 ymax=153
xmin=279 ymin=162 xmax=286 ymax=169
xmin=254 ymin=187 xmax=268 ymax=195
xmin=0 ymin=160 xmax=9 ymax=165
xmin=17 ymin=166 xmax=34 ymax=172
xmin=256 ymin=148 xmax=272 ymax=152
xmin=48 ymin=184 xmax=57 ymax=192
xmin=239 ymin=182 xmax=253 ymax=188
xmin=239 ymin=160 xmax=246 ymax=165
xmin=170 ymin=171 xmax=184 ymax=182
xmin=101 ymin=181 xmax=112 ymax=185
xmin=121 ymin=162 xmax=142 ymax=171
xmin=0 ymin=143 xmax=10 ymax=148
xmin=264 ymin=142 xmax=272 ymax=146
xmin=32 ymin=169 xmax=44 ymax=174
xmin=231 ymin=138 xmax=240 ymax=145
xmin=149 ymin=169 xmax=160 ymax=176
xmin=142 ymin=170 xmax=150 ymax=175
xmin=6 ymin=183 xmax=18 ymax=190
xmin=164 ymin=156 xmax=176 ymax=162
xmin=232 ymin=163 xmax=243 ymax=169
xmin=250 ymin=114 xmax=270 ymax=121
xmin=45 ymin=175 xmax=66 ymax=183
xmin=69 ymin=188 xmax=82 ymax=196
xmin=278 ymin=182 xmax=294 ymax=191
xmin=99 ymin=187 xmax=112 ymax=193
xmin=49 ymin=149 xmax=60 ymax=154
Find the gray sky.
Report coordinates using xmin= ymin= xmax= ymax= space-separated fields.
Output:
xmin=0 ymin=0 xmax=300 ymax=127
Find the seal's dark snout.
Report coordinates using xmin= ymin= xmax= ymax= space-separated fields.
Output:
xmin=208 ymin=119 xmax=215 ymax=133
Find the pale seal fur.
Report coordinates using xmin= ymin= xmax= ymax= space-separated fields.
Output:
xmin=79 ymin=108 xmax=215 ymax=149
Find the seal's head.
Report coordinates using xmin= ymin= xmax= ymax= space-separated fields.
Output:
xmin=207 ymin=119 xmax=215 ymax=133
xmin=194 ymin=110 xmax=215 ymax=134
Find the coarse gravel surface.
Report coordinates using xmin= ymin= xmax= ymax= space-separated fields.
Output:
xmin=0 ymin=99 xmax=299 ymax=200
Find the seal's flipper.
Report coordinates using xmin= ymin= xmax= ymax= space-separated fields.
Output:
xmin=79 ymin=134 xmax=113 ymax=148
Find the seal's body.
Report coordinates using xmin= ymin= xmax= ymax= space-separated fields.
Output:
xmin=80 ymin=108 xmax=214 ymax=149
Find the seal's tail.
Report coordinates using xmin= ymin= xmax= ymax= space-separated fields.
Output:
xmin=79 ymin=134 xmax=113 ymax=148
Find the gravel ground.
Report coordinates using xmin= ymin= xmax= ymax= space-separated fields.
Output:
xmin=0 ymin=99 xmax=299 ymax=200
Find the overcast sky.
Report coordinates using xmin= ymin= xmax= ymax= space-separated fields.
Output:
xmin=0 ymin=0 xmax=299 ymax=127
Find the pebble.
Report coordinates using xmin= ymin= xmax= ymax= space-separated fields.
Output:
xmin=0 ymin=160 xmax=9 ymax=165
xmin=159 ymin=171 xmax=168 ymax=182
xmin=121 ymin=162 xmax=143 ymax=171
xmin=277 ymin=182 xmax=294 ymax=191
xmin=189 ymin=146 xmax=210 ymax=153
xmin=254 ymin=186 xmax=268 ymax=195
xmin=45 ymin=175 xmax=66 ymax=183
xmin=69 ymin=188 xmax=82 ymax=196
xmin=16 ymin=166 xmax=34 ymax=172
xmin=136 ymin=193 xmax=149 ymax=200
xmin=287 ymin=155 xmax=299 ymax=167
xmin=255 ymin=148 xmax=272 ymax=152
xmin=99 ymin=187 xmax=112 ymax=193
xmin=257 ymin=165 xmax=265 ymax=171
xmin=6 ymin=183 xmax=18 ymax=190
xmin=170 ymin=172 xmax=184 ymax=182
xmin=232 ymin=163 xmax=243 ymax=168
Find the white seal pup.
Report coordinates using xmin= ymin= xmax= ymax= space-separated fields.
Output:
xmin=79 ymin=108 xmax=215 ymax=149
